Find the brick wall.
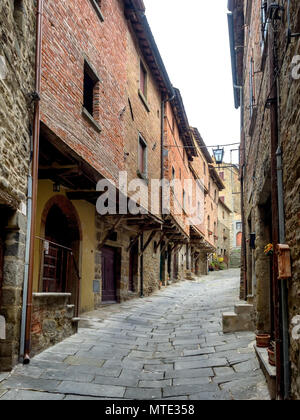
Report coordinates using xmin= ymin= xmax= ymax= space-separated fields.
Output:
xmin=41 ymin=0 xmax=128 ymax=183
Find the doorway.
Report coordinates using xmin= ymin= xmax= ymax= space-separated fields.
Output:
xmin=102 ymin=247 xmax=117 ymax=303
xmin=41 ymin=197 xmax=81 ymax=309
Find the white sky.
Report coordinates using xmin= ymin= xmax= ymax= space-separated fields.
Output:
xmin=144 ymin=0 xmax=241 ymax=164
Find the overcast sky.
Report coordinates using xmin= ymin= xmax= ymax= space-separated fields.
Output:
xmin=144 ymin=0 xmax=241 ymax=163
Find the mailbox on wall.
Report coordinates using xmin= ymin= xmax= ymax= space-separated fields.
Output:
xmin=277 ymin=244 xmax=292 ymax=280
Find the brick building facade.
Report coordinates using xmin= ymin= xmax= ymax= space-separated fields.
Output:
xmin=1 ymin=0 xmax=232 ymax=373
xmin=228 ymin=0 xmax=300 ymax=400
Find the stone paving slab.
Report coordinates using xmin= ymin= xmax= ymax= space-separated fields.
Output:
xmin=0 ymin=269 xmax=270 ymax=400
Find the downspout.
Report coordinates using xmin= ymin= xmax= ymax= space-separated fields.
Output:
xmin=275 ymin=29 xmax=290 ymax=401
xmin=268 ymin=21 xmax=282 ymax=398
xmin=23 ymin=0 xmax=44 ymax=364
xmin=140 ymin=233 xmax=144 ymax=298
xmin=19 ymin=176 xmax=32 ymax=360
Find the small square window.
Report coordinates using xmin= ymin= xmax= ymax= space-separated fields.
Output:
xmin=89 ymin=0 xmax=104 ymax=22
xmin=83 ymin=61 xmax=99 ymax=118
xmin=138 ymin=135 xmax=148 ymax=177
xmin=140 ymin=61 xmax=147 ymax=98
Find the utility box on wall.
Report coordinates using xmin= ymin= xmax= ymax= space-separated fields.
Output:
xmin=277 ymin=244 xmax=292 ymax=280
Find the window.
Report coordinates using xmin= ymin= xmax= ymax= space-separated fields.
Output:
xmin=83 ymin=61 xmax=99 ymax=118
xmin=236 ymin=222 xmax=242 ymax=231
xmin=90 ymin=0 xmax=104 ymax=22
xmin=214 ymin=189 xmax=217 ymax=202
xmin=261 ymin=1 xmax=268 ymax=53
xmin=203 ymin=162 xmax=206 ymax=175
xmin=140 ymin=61 xmax=147 ymax=98
xmin=172 ymin=167 xmax=175 ymax=180
xmin=183 ymin=190 xmax=187 ymax=213
xmin=223 ymin=211 xmax=225 ymax=219
xmin=219 ymin=172 xmax=224 ymax=180
xmin=138 ymin=135 xmax=147 ymax=178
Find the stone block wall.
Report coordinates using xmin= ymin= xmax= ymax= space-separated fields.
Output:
xmin=0 ymin=0 xmax=35 ymax=371
xmin=30 ymin=294 xmax=76 ymax=357
xmin=278 ymin=0 xmax=300 ymax=400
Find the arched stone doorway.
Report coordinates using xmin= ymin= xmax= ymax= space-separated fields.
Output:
xmin=40 ymin=196 xmax=82 ymax=308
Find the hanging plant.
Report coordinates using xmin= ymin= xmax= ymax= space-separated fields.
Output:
xmin=264 ymin=243 xmax=274 ymax=256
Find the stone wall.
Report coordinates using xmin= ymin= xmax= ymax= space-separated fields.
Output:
xmin=235 ymin=0 xmax=300 ymax=399
xmin=278 ymin=0 xmax=300 ymax=400
xmin=30 ymin=294 xmax=76 ymax=357
xmin=0 ymin=0 xmax=35 ymax=371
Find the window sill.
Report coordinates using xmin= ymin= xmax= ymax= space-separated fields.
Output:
xmin=90 ymin=0 xmax=104 ymax=22
xmin=137 ymin=170 xmax=149 ymax=185
xmin=138 ymin=89 xmax=150 ymax=113
xmin=82 ymin=107 xmax=102 ymax=133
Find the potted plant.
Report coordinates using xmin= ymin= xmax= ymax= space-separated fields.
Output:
xmin=264 ymin=243 xmax=274 ymax=257
xmin=256 ymin=333 xmax=271 ymax=348
xmin=268 ymin=341 xmax=276 ymax=366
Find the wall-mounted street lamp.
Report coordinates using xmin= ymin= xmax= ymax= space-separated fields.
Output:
xmin=213 ymin=147 xmax=225 ymax=165
xmin=53 ymin=182 xmax=60 ymax=193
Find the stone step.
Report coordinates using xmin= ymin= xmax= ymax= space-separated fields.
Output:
xmin=222 ymin=311 xmax=255 ymax=333
xmin=72 ymin=317 xmax=81 ymax=323
xmin=234 ymin=303 xmax=253 ymax=315
xmin=222 ymin=312 xmax=238 ymax=334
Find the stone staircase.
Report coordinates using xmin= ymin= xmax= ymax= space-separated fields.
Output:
xmin=229 ymin=249 xmax=241 ymax=268
xmin=222 ymin=302 xmax=255 ymax=333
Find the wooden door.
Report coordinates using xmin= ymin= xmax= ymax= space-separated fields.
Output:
xmin=102 ymin=247 xmax=116 ymax=302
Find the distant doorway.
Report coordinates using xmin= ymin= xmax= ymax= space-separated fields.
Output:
xmin=236 ymin=231 xmax=242 ymax=247
xmin=102 ymin=247 xmax=117 ymax=303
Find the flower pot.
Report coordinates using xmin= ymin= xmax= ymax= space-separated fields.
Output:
xmin=268 ymin=348 xmax=276 ymax=366
xmin=256 ymin=334 xmax=271 ymax=348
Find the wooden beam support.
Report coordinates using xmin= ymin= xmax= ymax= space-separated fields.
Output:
xmin=139 ymin=230 xmax=156 ymax=256
xmin=127 ymin=231 xmax=143 ymax=253
xmin=98 ymin=216 xmax=125 ymax=249
xmin=154 ymin=232 xmax=166 ymax=253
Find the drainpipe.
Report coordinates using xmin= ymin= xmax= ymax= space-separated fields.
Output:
xmin=19 ymin=176 xmax=32 ymax=360
xmin=140 ymin=233 xmax=144 ymax=298
xmin=23 ymin=0 xmax=44 ymax=364
xmin=275 ymin=39 xmax=290 ymax=400
xmin=268 ymin=21 xmax=282 ymax=399
xmin=161 ymin=93 xmax=175 ymax=214
xmin=276 ymin=145 xmax=290 ymax=400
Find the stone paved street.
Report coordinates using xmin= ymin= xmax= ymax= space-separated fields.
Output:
xmin=0 ymin=269 xmax=270 ymax=400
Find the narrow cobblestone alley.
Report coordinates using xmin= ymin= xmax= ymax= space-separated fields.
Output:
xmin=0 ymin=270 xmax=270 ymax=400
